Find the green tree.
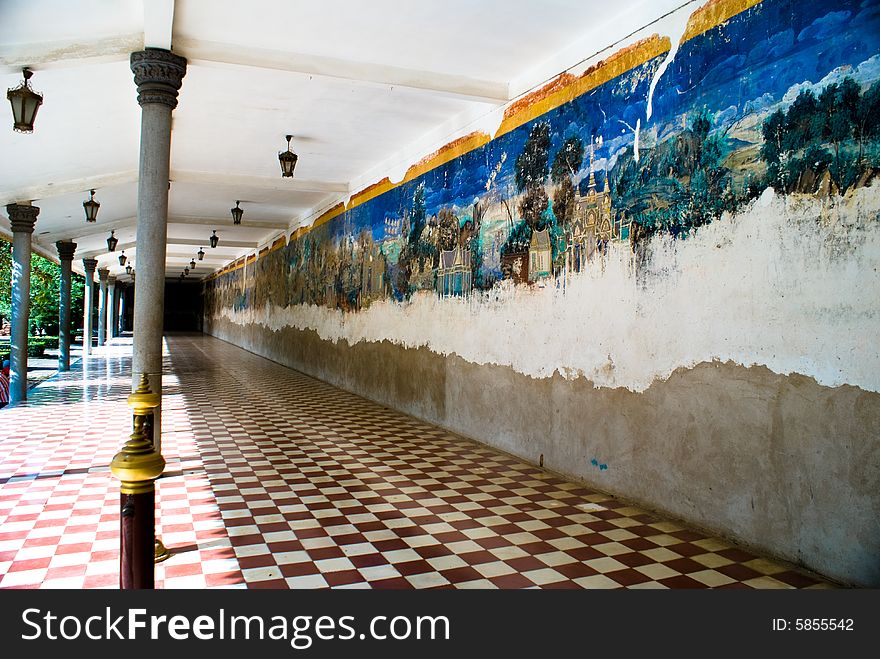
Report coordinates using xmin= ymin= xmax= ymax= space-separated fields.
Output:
xmin=515 ymin=122 xmax=551 ymax=229
xmin=0 ymin=238 xmax=10 ymax=328
xmin=550 ymin=136 xmax=584 ymax=228
xmin=437 ymin=207 xmax=458 ymax=251
xmin=0 ymin=237 xmax=84 ymax=335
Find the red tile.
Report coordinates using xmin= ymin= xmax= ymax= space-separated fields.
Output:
xmin=489 ymin=573 xmax=534 ymax=588
xmin=164 ymin=562 xmax=204 ymax=578
xmin=659 ymin=575 xmax=708 ymax=589
xmin=413 ymin=544 xmax=453 ymax=559
xmin=238 ymin=554 xmax=276 ymax=569
xmin=324 ymin=570 xmax=366 ymax=586
xmin=368 ymin=577 xmax=415 ymax=589
xmin=439 ymin=566 xmax=484 ymax=583
xmin=350 ymin=553 xmax=388 ymax=569
xmin=44 ymin=564 xmax=88 ymax=579
xmin=8 ymin=557 xmax=52 ymax=572
xmin=280 ymin=562 xmax=320 ymax=578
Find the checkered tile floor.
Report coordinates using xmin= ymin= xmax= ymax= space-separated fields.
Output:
xmin=0 ymin=334 xmax=834 ymax=589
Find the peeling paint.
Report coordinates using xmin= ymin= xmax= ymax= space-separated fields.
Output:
xmin=215 ymin=188 xmax=880 ymax=395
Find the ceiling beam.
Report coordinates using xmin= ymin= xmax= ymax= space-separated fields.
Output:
xmin=0 ymin=171 xmax=138 ymax=207
xmin=34 ymin=212 xmax=288 ymax=244
xmin=168 ymin=215 xmax=290 ymax=230
xmin=170 ymin=169 xmax=349 ymax=194
xmin=175 ymin=38 xmax=511 ymax=104
xmin=168 ymin=237 xmax=259 ymax=249
xmin=145 ymin=0 xmax=175 ymax=50
xmin=0 ymin=35 xmax=140 ymax=73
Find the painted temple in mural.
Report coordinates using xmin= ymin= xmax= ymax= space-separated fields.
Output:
xmin=205 ymin=0 xmax=880 ymax=317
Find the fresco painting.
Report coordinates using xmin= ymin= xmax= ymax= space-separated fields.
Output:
xmin=205 ymin=0 xmax=880 ymax=389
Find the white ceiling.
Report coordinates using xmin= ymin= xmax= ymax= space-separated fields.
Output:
xmin=0 ymin=0 xmax=685 ymax=281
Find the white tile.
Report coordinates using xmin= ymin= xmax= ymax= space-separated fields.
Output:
xmin=285 ymin=574 xmax=328 ymax=589
xmin=405 ymin=572 xmax=450 ymax=588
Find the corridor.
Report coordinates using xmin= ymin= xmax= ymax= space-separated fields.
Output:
xmin=0 ymin=334 xmax=833 ymax=589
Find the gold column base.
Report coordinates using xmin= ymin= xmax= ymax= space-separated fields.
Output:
xmin=155 ymin=538 xmax=171 ymax=563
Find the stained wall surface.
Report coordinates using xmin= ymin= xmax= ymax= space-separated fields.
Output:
xmin=204 ymin=0 xmax=880 ymax=586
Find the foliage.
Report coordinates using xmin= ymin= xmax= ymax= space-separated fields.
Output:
xmin=437 ymin=208 xmax=458 ymax=251
xmin=761 ymin=77 xmax=880 ymax=192
xmin=0 ymin=237 xmax=85 ymax=335
xmin=550 ymin=136 xmax=585 ymax=184
xmin=516 ymin=122 xmax=552 ymax=229
xmin=501 ymin=220 xmax=532 ymax=256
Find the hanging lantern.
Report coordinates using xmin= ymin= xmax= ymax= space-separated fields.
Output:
xmin=7 ymin=68 xmax=43 ymax=133
xmin=126 ymin=263 xmax=133 ymax=275
xmin=197 ymin=247 xmax=205 ymax=261
xmin=83 ymin=189 xmax=100 ymax=222
xmin=106 ymin=230 xmax=118 ymax=252
xmin=278 ymin=134 xmax=298 ymax=178
xmin=231 ymin=200 xmax=243 ymax=225
xmin=190 ymin=258 xmax=196 ymax=270
xmin=209 ymin=230 xmax=219 ymax=248
xmin=118 ymin=250 xmax=127 ymax=266
xmin=184 ymin=266 xmax=189 ymax=276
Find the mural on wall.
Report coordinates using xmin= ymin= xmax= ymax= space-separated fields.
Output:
xmin=205 ymin=0 xmax=880 ymax=391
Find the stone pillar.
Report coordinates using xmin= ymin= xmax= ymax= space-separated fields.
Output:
xmin=107 ymin=275 xmax=117 ymax=340
xmin=56 ymin=241 xmax=77 ymax=371
xmin=111 ymin=281 xmax=120 ymax=337
xmin=6 ymin=203 xmax=39 ymax=403
xmin=117 ymin=282 xmax=126 ymax=334
xmin=130 ymin=48 xmax=187 ymax=451
xmin=97 ymin=267 xmax=109 ymax=346
xmin=82 ymin=258 xmax=97 ymax=355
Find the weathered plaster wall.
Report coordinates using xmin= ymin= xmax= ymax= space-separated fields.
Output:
xmin=205 ymin=315 xmax=880 ymax=586
xmin=203 ymin=0 xmax=880 ymax=585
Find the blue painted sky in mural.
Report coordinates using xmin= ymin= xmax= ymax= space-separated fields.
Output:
xmin=335 ymin=0 xmax=880 ymax=244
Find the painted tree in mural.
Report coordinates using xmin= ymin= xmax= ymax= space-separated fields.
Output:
xmin=761 ymin=77 xmax=880 ymax=195
xmin=500 ymin=121 xmax=552 ymax=269
xmin=470 ymin=199 xmax=491 ymax=289
xmin=395 ymin=182 xmax=437 ymax=298
xmin=515 ymin=121 xmax=551 ymax=230
xmin=550 ymin=136 xmax=585 ymax=228
xmin=437 ymin=207 xmax=458 ymax=251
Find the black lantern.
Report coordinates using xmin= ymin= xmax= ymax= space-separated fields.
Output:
xmin=125 ymin=263 xmax=133 ymax=275
xmin=278 ymin=134 xmax=298 ymax=178
xmin=209 ymin=230 xmax=219 ymax=248
xmin=231 ymin=200 xmax=243 ymax=225
xmin=106 ymin=230 xmax=118 ymax=252
xmin=190 ymin=258 xmax=196 ymax=270
xmin=83 ymin=189 xmax=100 ymax=222
xmin=197 ymin=247 xmax=205 ymax=261
xmin=184 ymin=266 xmax=189 ymax=276
xmin=118 ymin=250 xmax=127 ymax=266
xmin=7 ymin=68 xmax=43 ymax=133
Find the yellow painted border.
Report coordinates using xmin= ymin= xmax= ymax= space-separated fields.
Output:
xmin=208 ymin=0 xmax=764 ymax=282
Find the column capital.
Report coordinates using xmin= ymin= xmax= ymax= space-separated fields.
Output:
xmin=6 ymin=203 xmax=39 ymax=233
xmin=130 ymin=48 xmax=187 ymax=109
xmin=108 ymin=275 xmax=117 ymax=286
xmin=56 ymin=240 xmax=77 ymax=261
xmin=98 ymin=267 xmax=110 ymax=282
xmin=83 ymin=258 xmax=98 ymax=274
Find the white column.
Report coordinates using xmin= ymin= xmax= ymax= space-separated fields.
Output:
xmin=107 ymin=275 xmax=117 ymax=340
xmin=56 ymin=241 xmax=77 ymax=371
xmin=97 ymin=267 xmax=109 ymax=346
xmin=6 ymin=203 xmax=39 ymax=403
xmin=130 ymin=48 xmax=187 ymax=450
xmin=81 ymin=258 xmax=97 ymax=356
